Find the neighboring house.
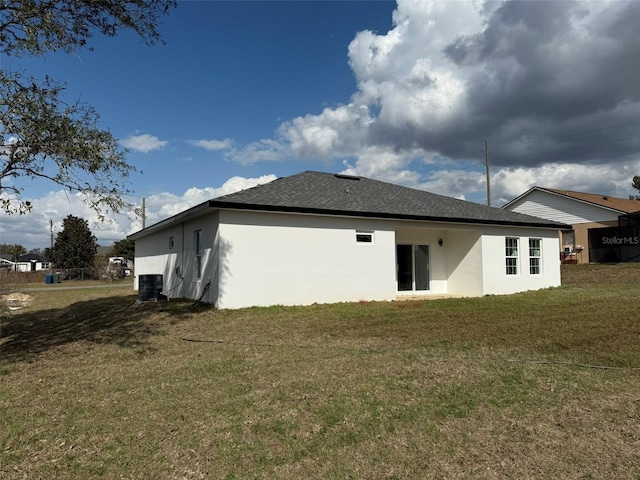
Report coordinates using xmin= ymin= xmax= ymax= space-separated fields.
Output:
xmin=0 ymin=254 xmax=15 ymax=271
xmin=129 ymin=171 xmax=569 ymax=309
xmin=503 ymin=187 xmax=640 ymax=263
xmin=15 ymin=253 xmax=50 ymax=272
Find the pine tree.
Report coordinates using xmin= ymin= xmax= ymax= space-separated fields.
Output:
xmin=48 ymin=215 xmax=97 ymax=269
xmin=112 ymin=239 xmax=135 ymax=260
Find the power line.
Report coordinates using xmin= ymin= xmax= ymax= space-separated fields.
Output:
xmin=456 ymin=148 xmax=485 ymax=160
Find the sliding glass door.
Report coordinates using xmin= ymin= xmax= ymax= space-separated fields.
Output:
xmin=396 ymin=244 xmax=430 ymax=292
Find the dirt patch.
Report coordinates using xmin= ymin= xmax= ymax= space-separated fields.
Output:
xmin=1 ymin=292 xmax=33 ymax=311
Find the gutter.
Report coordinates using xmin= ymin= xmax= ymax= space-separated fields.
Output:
xmin=208 ymin=201 xmax=571 ymax=230
xmin=128 ymin=200 xmax=570 ymax=241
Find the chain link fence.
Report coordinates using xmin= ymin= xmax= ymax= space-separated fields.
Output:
xmin=0 ymin=266 xmax=132 ymax=288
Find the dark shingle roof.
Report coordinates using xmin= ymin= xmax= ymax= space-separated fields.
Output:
xmin=18 ymin=253 xmax=46 ymax=262
xmin=130 ymin=171 xmax=568 ymax=240
xmin=211 ymin=171 xmax=567 ymax=228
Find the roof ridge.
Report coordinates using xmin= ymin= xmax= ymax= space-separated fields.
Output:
xmin=544 ymin=187 xmax=621 ymax=198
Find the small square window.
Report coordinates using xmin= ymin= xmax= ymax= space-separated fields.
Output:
xmin=356 ymin=231 xmax=373 ymax=243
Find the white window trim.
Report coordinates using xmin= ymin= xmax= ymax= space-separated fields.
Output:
xmin=355 ymin=230 xmax=374 ymax=244
xmin=505 ymin=237 xmax=519 ymax=276
xmin=529 ymin=238 xmax=542 ymax=275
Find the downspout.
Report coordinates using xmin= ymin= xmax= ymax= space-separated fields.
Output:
xmin=181 ymin=222 xmax=185 ymax=277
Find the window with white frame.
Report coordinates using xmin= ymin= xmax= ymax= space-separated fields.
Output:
xmin=356 ymin=231 xmax=374 ymax=243
xmin=505 ymin=237 xmax=519 ymax=275
xmin=194 ymin=230 xmax=202 ymax=279
xmin=529 ymin=238 xmax=542 ymax=275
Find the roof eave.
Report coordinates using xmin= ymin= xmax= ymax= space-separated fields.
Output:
xmin=127 ymin=200 xmax=217 ymax=240
xmin=129 ymin=198 xmax=570 ymax=241
xmin=210 ymin=201 xmax=571 ymax=230
xmin=540 ymin=187 xmax=633 ymax=213
xmin=501 ymin=186 xmax=540 ymax=209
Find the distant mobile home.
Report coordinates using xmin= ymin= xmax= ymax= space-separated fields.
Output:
xmin=129 ymin=171 xmax=569 ymax=309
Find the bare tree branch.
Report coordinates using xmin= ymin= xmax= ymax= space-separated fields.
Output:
xmin=0 ymin=1 xmax=176 ymax=216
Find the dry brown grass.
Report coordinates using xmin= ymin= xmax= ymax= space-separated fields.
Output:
xmin=1 ymin=264 xmax=639 ymax=479
xmin=0 ymin=270 xmax=48 ymax=286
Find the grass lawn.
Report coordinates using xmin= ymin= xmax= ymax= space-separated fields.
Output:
xmin=1 ymin=264 xmax=639 ymax=479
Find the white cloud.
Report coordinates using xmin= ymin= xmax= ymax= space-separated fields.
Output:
xmin=3 ymin=160 xmax=639 ymax=252
xmin=120 ymin=134 xmax=168 ymax=153
xmin=188 ymin=138 xmax=234 ymax=151
xmin=491 ymin=161 xmax=640 ymax=206
xmin=348 ymin=0 xmax=481 ymax=131
xmin=226 ymin=139 xmax=287 ymax=165
xmin=226 ymin=104 xmax=373 ymax=166
xmin=228 ymin=0 xmax=486 ymax=169
xmin=0 ymin=190 xmax=131 ymax=251
xmin=8 ymin=0 xmax=640 ymax=252
xmin=129 ymin=174 xmax=277 ymax=234
xmin=412 ymin=169 xmax=486 ymax=201
xmin=226 ymin=0 xmax=640 ymax=202
xmin=0 ymin=175 xmax=277 ymax=251
xmin=339 ymin=145 xmax=423 ymax=185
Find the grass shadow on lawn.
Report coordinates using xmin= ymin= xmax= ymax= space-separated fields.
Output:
xmin=0 ymin=293 xmax=212 ymax=362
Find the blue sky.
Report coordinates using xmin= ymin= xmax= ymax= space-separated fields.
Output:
xmin=3 ymin=0 xmax=640 ymax=250
xmin=15 ymin=1 xmax=395 ymax=196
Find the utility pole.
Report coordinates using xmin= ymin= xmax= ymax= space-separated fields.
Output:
xmin=484 ymin=138 xmax=491 ymax=207
xmin=142 ymin=197 xmax=146 ymax=229
xmin=49 ymin=219 xmax=54 ymax=274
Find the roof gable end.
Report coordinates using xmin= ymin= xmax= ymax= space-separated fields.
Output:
xmin=505 ymin=186 xmax=640 ymax=214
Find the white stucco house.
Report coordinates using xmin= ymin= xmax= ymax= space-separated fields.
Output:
xmin=129 ymin=171 xmax=569 ymax=309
